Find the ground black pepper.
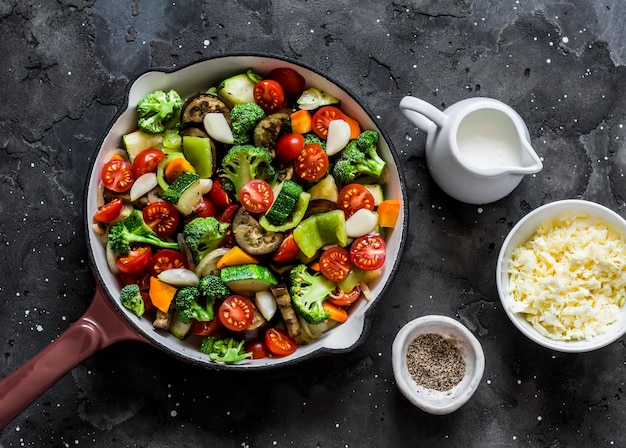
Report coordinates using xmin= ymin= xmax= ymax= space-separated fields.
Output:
xmin=406 ymin=333 xmax=466 ymax=391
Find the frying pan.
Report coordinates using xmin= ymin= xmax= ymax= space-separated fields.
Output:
xmin=0 ymin=53 xmax=407 ymax=428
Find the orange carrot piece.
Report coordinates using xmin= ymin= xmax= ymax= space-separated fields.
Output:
xmin=343 ymin=115 xmax=361 ymax=139
xmin=290 ymin=109 xmax=312 ymax=134
xmin=164 ymin=157 xmax=196 ymax=183
xmin=149 ymin=276 xmax=178 ymax=313
xmin=377 ymin=199 xmax=401 ymax=228
xmin=309 ymin=261 xmax=321 ymax=272
xmin=216 ymin=246 xmax=259 ymax=269
xmin=322 ymin=301 xmax=348 ymax=323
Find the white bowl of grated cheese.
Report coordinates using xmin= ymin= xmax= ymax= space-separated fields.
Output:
xmin=497 ymin=199 xmax=626 ymax=352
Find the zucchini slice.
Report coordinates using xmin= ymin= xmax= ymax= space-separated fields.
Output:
xmin=220 ymin=264 xmax=278 ymax=295
xmin=162 ymin=171 xmax=202 ymax=215
xmin=264 ymin=180 xmax=303 ymax=225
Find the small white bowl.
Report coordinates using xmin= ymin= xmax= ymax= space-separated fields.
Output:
xmin=392 ymin=315 xmax=485 ymax=415
xmin=496 ymin=199 xmax=626 ymax=352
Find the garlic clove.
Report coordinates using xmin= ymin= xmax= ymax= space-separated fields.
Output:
xmin=203 ymin=113 xmax=234 ymax=144
xmin=325 ymin=119 xmax=352 ymax=156
xmin=345 ymin=208 xmax=378 ymax=238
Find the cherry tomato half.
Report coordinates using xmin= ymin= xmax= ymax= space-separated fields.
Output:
xmin=192 ymin=196 xmax=218 ymax=219
xmin=265 ymin=328 xmax=297 ymax=357
xmin=253 ymin=79 xmax=286 ymax=113
xmin=93 ymin=197 xmax=123 ymax=223
xmin=268 ymin=67 xmax=306 ymax=99
xmin=244 ymin=339 xmax=271 ymax=359
xmin=311 ymin=106 xmax=345 ymax=139
xmin=208 ymin=178 xmax=233 ymax=210
xmin=350 ymin=234 xmax=386 ymax=271
xmin=142 ymin=201 xmax=180 ymax=238
xmin=327 ymin=284 xmax=361 ymax=307
xmin=319 ymin=246 xmax=352 ymax=282
xmin=148 ymin=249 xmax=189 ymax=277
xmin=115 ymin=244 xmax=152 ymax=275
xmin=271 ymin=231 xmax=299 ymax=262
xmin=337 ymin=183 xmax=375 ymax=218
xmin=294 ymin=143 xmax=329 ymax=182
xmin=276 ymin=133 xmax=305 ymax=163
xmin=132 ymin=148 xmax=165 ymax=177
xmin=119 ymin=270 xmax=151 ymax=291
xmin=218 ymin=295 xmax=255 ymax=331
xmin=102 ymin=158 xmax=135 ymax=193
xmin=191 ymin=318 xmax=223 ymax=337
xmin=239 ymin=179 xmax=274 ymax=214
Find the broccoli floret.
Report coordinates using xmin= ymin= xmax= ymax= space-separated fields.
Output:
xmin=331 ymin=130 xmax=386 ymax=183
xmin=197 ymin=275 xmax=231 ymax=320
xmin=136 ymin=89 xmax=183 ymax=134
xmin=175 ymin=286 xmax=212 ymax=323
xmin=288 ymin=264 xmax=336 ymax=324
xmin=108 ymin=209 xmax=179 ymax=255
xmin=303 ymin=133 xmax=326 ymax=150
xmin=220 ymin=144 xmax=276 ymax=194
xmin=231 ymin=103 xmax=266 ymax=145
xmin=183 ymin=217 xmax=230 ymax=264
xmin=120 ymin=284 xmax=145 ymax=317
xmin=200 ymin=336 xmax=252 ymax=364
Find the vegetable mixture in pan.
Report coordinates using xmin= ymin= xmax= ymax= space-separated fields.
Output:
xmin=92 ymin=66 xmax=400 ymax=364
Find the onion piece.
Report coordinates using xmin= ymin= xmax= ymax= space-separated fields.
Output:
xmin=158 ymin=268 xmax=200 ymax=287
xmin=203 ymin=113 xmax=234 ymax=144
xmin=325 ymin=119 xmax=351 ymax=156
xmin=129 ymin=172 xmax=158 ymax=202
xmin=255 ymin=290 xmax=277 ymax=321
xmin=345 ymin=208 xmax=378 ymax=238
xmin=194 ymin=247 xmax=230 ymax=277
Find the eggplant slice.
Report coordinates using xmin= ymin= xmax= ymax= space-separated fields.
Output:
xmin=253 ymin=112 xmax=290 ymax=154
xmin=232 ymin=207 xmax=284 ymax=255
xmin=181 ymin=93 xmax=231 ymax=125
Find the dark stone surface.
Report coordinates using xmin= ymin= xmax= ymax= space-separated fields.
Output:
xmin=2 ymin=0 xmax=626 ymax=446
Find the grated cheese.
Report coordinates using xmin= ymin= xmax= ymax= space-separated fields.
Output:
xmin=507 ymin=212 xmax=626 ymax=341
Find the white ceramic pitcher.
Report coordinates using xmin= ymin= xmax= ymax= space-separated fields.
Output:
xmin=399 ymin=96 xmax=543 ymax=204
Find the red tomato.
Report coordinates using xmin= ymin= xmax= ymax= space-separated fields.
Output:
xmin=244 ymin=339 xmax=271 ymax=359
xmin=294 ymin=143 xmax=329 ymax=181
xmin=191 ymin=319 xmax=223 ymax=337
xmin=148 ymin=249 xmax=189 ymax=276
xmin=119 ymin=270 xmax=151 ymax=291
xmin=218 ymin=295 xmax=255 ymax=331
xmin=268 ymin=67 xmax=306 ymax=99
xmin=311 ymin=106 xmax=345 ymax=139
xmin=132 ymin=148 xmax=165 ymax=177
xmin=192 ymin=196 xmax=217 ymax=218
xmin=102 ymin=158 xmax=135 ymax=193
xmin=265 ymin=328 xmax=297 ymax=356
xmin=319 ymin=246 xmax=351 ymax=282
xmin=276 ymin=133 xmax=305 ymax=163
xmin=253 ymin=79 xmax=286 ymax=113
xmin=115 ymin=244 xmax=152 ymax=275
xmin=337 ymin=183 xmax=375 ymax=218
xmin=271 ymin=231 xmax=299 ymax=262
xmin=327 ymin=285 xmax=361 ymax=307
xmin=219 ymin=204 xmax=240 ymax=224
xmin=239 ymin=179 xmax=274 ymax=214
xmin=208 ymin=178 xmax=233 ymax=210
xmin=142 ymin=201 xmax=180 ymax=238
xmin=93 ymin=198 xmax=123 ymax=223
xmin=350 ymin=234 xmax=386 ymax=271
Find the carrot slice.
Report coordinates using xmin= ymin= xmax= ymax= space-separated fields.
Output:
xmin=216 ymin=246 xmax=259 ymax=269
xmin=149 ymin=276 xmax=178 ymax=313
xmin=377 ymin=199 xmax=400 ymax=228
xmin=290 ymin=109 xmax=312 ymax=134
xmin=164 ymin=157 xmax=196 ymax=183
xmin=343 ymin=115 xmax=361 ymax=139
xmin=322 ymin=301 xmax=348 ymax=323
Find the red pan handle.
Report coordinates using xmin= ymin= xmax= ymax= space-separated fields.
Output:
xmin=0 ymin=287 xmax=145 ymax=429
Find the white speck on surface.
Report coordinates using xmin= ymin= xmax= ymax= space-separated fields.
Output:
xmin=170 ymin=410 xmax=177 ymax=417
xmin=562 ymin=36 xmax=569 ymax=43
xmin=546 ymin=58 xmax=552 ymax=63
xmin=203 ymin=39 xmax=210 ymax=46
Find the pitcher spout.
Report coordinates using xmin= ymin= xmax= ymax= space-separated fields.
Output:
xmin=510 ymin=139 xmax=543 ymax=175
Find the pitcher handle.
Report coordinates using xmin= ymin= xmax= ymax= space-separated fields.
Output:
xmin=399 ymin=96 xmax=447 ymax=133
